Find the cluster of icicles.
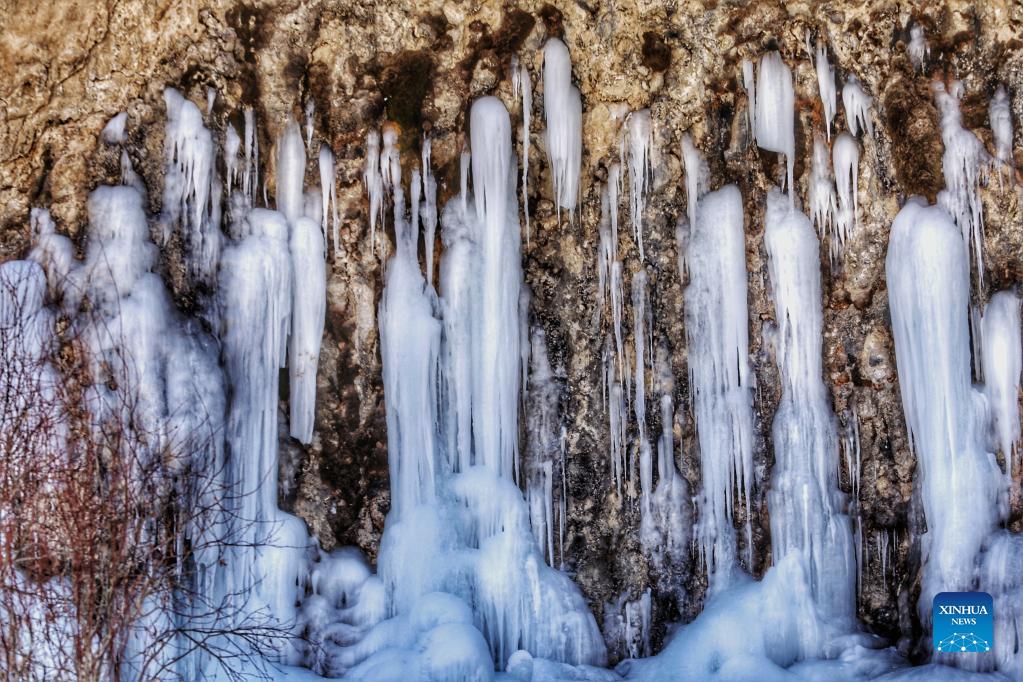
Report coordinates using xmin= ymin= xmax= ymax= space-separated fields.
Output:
xmin=3 ymin=23 xmax=1023 ymax=682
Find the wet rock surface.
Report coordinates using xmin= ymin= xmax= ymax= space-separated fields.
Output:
xmin=3 ymin=0 xmax=1023 ymax=661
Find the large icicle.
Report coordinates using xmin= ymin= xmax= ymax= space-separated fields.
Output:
xmin=982 ymin=291 xmax=1021 ymax=481
xmin=542 ymin=38 xmax=582 ymax=217
xmin=886 ymin=198 xmax=1004 ymax=633
xmin=753 ymin=51 xmax=796 ymax=200
xmin=832 ymin=131 xmax=860 ymax=259
xmin=684 ymin=182 xmax=755 ymax=590
xmin=470 ymin=96 xmax=523 ymax=480
xmin=764 ymin=189 xmax=856 ymax=622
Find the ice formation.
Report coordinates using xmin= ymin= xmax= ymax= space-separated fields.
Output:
xmin=764 ymin=189 xmax=856 ymax=622
xmin=515 ymin=56 xmax=533 ymax=242
xmin=161 ymin=88 xmax=222 ymax=285
xmin=989 ymin=86 xmax=1015 ymax=188
xmin=809 ymin=132 xmax=838 ymax=257
xmin=319 ymin=143 xmax=339 ymax=255
xmin=542 ymin=37 xmax=582 ymax=217
xmin=982 ymin=292 xmax=1021 ymax=480
xmin=364 ymin=130 xmax=384 ymax=250
xmin=812 ymin=39 xmax=837 ymax=140
xmin=102 ymin=111 xmax=128 ymax=144
xmin=933 ymin=81 xmax=991 ymax=289
xmin=886 ymin=199 xmax=1004 ymax=635
xmin=842 ymin=76 xmax=874 ymax=137
xmin=626 ymin=110 xmax=652 ymax=260
xmin=683 ymin=178 xmax=755 ymax=590
xmin=753 ymin=51 xmax=796 ymax=199
xmin=908 ymin=24 xmax=929 ymax=71
xmin=832 ymin=131 xmax=860 ymax=257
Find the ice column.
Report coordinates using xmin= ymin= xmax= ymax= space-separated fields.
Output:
xmin=471 ymin=96 xmax=524 ymax=480
xmin=885 ymin=199 xmax=1004 ymax=625
xmin=764 ymin=189 xmax=855 ymax=622
xmin=684 ymin=182 xmax=755 ymax=589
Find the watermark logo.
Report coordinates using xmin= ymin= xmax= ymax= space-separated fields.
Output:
xmin=932 ymin=592 xmax=993 ymax=653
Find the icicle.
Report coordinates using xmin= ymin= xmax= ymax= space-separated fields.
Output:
xmin=288 ymin=207 xmax=326 ymax=444
xmin=243 ymin=107 xmax=258 ymax=202
xmin=319 ymin=144 xmax=339 ymax=256
xmin=812 ymin=40 xmax=837 ymax=140
xmin=908 ymin=24 xmax=929 ymax=71
xmin=421 ymin=137 xmax=438 ymax=286
xmin=989 ymin=86 xmax=1015 ymax=188
xmin=685 ymin=181 xmax=755 ymax=590
xmin=364 ymin=130 xmax=383 ymax=251
xmin=626 ymin=110 xmax=652 ymax=260
xmin=608 ymin=162 xmax=621 ymax=259
xmin=206 ymin=87 xmax=217 ymax=116
xmin=542 ymin=38 xmax=582 ymax=218
xmin=842 ymin=76 xmax=874 ymax=137
xmin=680 ymin=133 xmax=707 ymax=233
xmin=305 ymin=100 xmax=315 ymax=148
xmin=632 ymin=269 xmax=650 ymax=512
xmin=933 ymin=80 xmax=991 ymax=290
xmin=885 ymin=198 xmax=1004 ymax=629
xmin=832 ymin=132 xmax=859 ymax=260
xmin=842 ymin=408 xmax=863 ymax=598
xmin=276 ymin=120 xmax=306 ymax=225
xmin=102 ymin=112 xmax=128 ymax=144
xmin=225 ymin=124 xmax=241 ymax=197
xmin=809 ymin=132 xmax=837 ymax=248
xmin=160 ymin=88 xmax=222 ymax=285
xmin=526 ymin=328 xmax=559 ymax=566
xmin=596 ymin=184 xmax=613 ymax=325
xmin=753 ymin=52 xmax=795 ymax=201
xmin=764 ymin=188 xmax=856 ymax=621
xmin=470 ymin=96 xmax=523 ymax=479
xmin=982 ymin=291 xmax=1022 ymax=481
xmin=519 ymin=57 xmax=532 ymax=243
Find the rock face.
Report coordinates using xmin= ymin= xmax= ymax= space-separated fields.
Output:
xmin=3 ymin=0 xmax=1023 ymax=663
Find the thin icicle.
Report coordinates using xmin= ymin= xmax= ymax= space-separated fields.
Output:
xmin=421 ymin=137 xmax=439 ymax=286
xmin=319 ymin=144 xmax=339 ymax=256
xmin=364 ymin=130 xmax=383 ymax=251
xmin=812 ymin=39 xmax=837 ymax=140
xmin=519 ymin=57 xmax=533 ymax=243
xmin=626 ymin=110 xmax=652 ymax=261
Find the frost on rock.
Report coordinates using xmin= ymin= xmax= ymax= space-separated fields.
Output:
xmin=542 ymin=37 xmax=582 ymax=217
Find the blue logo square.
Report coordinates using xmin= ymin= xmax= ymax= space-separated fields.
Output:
xmin=932 ymin=592 xmax=994 ymax=653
